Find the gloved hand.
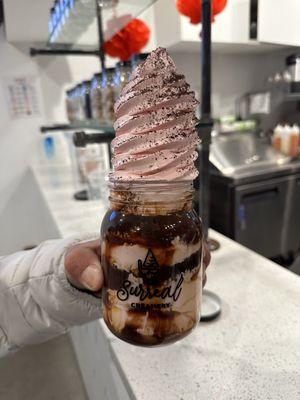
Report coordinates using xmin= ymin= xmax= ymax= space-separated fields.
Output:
xmin=65 ymin=239 xmax=103 ymax=297
xmin=64 ymin=239 xmax=211 ymax=293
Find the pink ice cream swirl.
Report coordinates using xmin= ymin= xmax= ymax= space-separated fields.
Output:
xmin=111 ymin=47 xmax=200 ymax=181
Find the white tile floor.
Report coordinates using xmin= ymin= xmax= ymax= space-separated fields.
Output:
xmin=0 ymin=334 xmax=88 ymax=400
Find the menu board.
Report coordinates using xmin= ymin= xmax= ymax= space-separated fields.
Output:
xmin=3 ymin=75 xmax=41 ymax=119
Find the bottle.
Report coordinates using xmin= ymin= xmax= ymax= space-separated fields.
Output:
xmin=281 ymin=124 xmax=292 ymax=155
xmin=290 ymin=124 xmax=300 ymax=158
xmin=44 ymin=132 xmax=71 ymax=165
xmin=90 ymin=73 xmax=104 ymax=124
xmin=273 ymin=124 xmax=283 ymax=152
xmin=101 ymin=179 xmax=203 ymax=346
xmin=102 ymin=68 xmax=116 ymax=125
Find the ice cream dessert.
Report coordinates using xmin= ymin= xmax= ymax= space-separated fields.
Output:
xmin=111 ymin=47 xmax=200 ymax=181
xmin=101 ymin=48 xmax=202 ymax=346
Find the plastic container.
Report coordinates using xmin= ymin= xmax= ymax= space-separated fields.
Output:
xmin=43 ymin=132 xmax=71 ymax=165
xmin=83 ymin=144 xmax=107 ymax=200
xmin=290 ymin=124 xmax=300 ymax=158
xmin=281 ymin=125 xmax=292 ymax=155
xmin=273 ymin=124 xmax=283 ymax=152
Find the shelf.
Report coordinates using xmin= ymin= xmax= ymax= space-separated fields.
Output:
xmin=283 ymin=93 xmax=300 ymax=102
xmin=47 ymin=0 xmax=157 ymax=49
xmin=30 ymin=44 xmax=100 ymax=57
xmin=168 ymin=41 xmax=295 ymax=55
xmin=40 ymin=121 xmax=115 ymax=135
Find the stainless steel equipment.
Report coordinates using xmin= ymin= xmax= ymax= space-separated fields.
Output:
xmin=286 ymin=53 xmax=300 ymax=83
xmin=210 ymin=131 xmax=290 ymax=178
xmin=209 ymin=131 xmax=300 ymax=260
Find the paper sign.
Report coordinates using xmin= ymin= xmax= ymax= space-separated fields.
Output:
xmin=249 ymin=92 xmax=271 ymax=115
xmin=3 ymin=76 xmax=41 ymax=119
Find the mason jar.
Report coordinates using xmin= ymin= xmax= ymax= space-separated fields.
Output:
xmin=90 ymin=73 xmax=104 ymax=124
xmin=100 ymin=179 xmax=203 ymax=347
xmin=131 ymin=52 xmax=150 ymax=73
xmin=101 ymin=67 xmax=116 ymax=126
xmin=65 ymin=88 xmax=73 ymax=122
xmin=114 ymin=60 xmax=132 ymax=100
xmin=80 ymin=80 xmax=92 ymax=120
xmin=74 ymin=83 xmax=84 ymax=121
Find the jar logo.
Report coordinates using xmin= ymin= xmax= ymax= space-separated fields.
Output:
xmin=116 ymin=249 xmax=183 ymax=302
xmin=138 ymin=249 xmax=159 ymax=285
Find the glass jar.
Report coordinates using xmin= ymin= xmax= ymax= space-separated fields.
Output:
xmin=54 ymin=0 xmax=61 ymax=27
xmin=102 ymin=68 xmax=116 ymax=126
xmin=49 ymin=7 xmax=54 ymax=35
xmin=65 ymin=89 xmax=72 ymax=122
xmin=101 ymin=180 xmax=203 ymax=347
xmin=90 ymin=73 xmax=104 ymax=124
xmin=114 ymin=60 xmax=132 ymax=100
xmin=80 ymin=143 xmax=108 ymax=200
xmin=80 ymin=80 xmax=92 ymax=120
xmin=66 ymin=87 xmax=78 ymax=123
xmin=74 ymin=83 xmax=84 ymax=121
xmin=132 ymin=52 xmax=150 ymax=72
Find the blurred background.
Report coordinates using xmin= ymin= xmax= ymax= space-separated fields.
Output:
xmin=0 ymin=1 xmax=299 ymax=399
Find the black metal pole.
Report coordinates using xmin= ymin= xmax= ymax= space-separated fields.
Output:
xmin=197 ymin=0 xmax=213 ymax=240
xmin=96 ymin=0 xmax=106 ymax=71
xmin=201 ymin=0 xmax=211 ymax=117
xmin=30 ymin=47 xmax=100 ymax=57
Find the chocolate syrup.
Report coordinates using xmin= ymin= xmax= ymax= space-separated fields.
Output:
xmin=101 ymin=207 xmax=203 ymax=347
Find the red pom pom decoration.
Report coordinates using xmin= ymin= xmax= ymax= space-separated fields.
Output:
xmin=213 ymin=0 xmax=227 ymax=15
xmin=104 ymin=18 xmax=150 ymax=61
xmin=176 ymin=0 xmax=227 ymax=24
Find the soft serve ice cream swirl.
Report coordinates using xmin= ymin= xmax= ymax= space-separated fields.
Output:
xmin=111 ymin=47 xmax=199 ymax=181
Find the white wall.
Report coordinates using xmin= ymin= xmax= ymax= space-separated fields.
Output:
xmin=0 ymin=26 xmax=99 ymax=215
xmin=0 ymin=3 xmax=155 ymax=217
xmin=170 ymin=50 xmax=289 ymax=117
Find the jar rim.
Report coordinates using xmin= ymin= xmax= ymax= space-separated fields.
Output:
xmin=107 ymin=176 xmax=194 ymax=187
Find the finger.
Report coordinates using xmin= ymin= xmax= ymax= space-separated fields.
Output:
xmin=75 ymin=239 xmax=101 ymax=257
xmin=65 ymin=244 xmax=103 ymax=292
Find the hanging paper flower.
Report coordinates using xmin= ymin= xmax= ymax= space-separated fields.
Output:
xmin=104 ymin=18 xmax=150 ymax=61
xmin=176 ymin=0 xmax=227 ymax=24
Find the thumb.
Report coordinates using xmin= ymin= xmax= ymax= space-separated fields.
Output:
xmin=65 ymin=241 xmax=103 ymax=293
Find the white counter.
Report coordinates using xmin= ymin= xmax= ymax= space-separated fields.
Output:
xmin=32 ymin=164 xmax=300 ymax=400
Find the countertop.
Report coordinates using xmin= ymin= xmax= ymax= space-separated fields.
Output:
xmin=32 ymin=163 xmax=300 ymax=400
xmin=210 ymin=158 xmax=300 ymax=185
